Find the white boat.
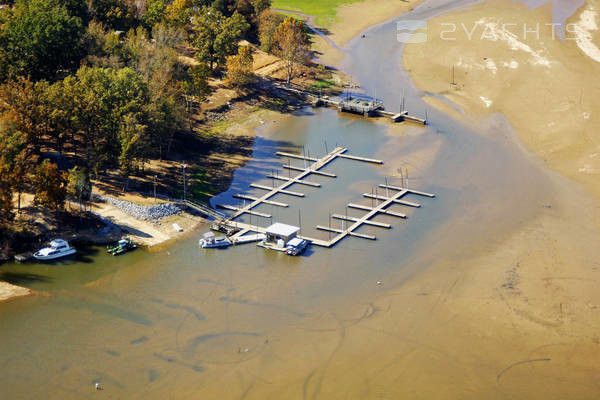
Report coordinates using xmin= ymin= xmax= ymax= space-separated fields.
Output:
xmin=199 ymin=232 xmax=232 ymax=249
xmin=231 ymin=233 xmax=266 ymax=245
xmin=33 ymin=239 xmax=77 ymax=261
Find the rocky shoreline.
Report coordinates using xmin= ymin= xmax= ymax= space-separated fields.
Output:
xmin=92 ymin=194 xmax=183 ymax=221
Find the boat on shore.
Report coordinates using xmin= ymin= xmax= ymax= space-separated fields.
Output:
xmin=33 ymin=239 xmax=77 ymax=261
xmin=199 ymin=232 xmax=232 ymax=249
xmin=107 ymin=238 xmax=137 ymax=256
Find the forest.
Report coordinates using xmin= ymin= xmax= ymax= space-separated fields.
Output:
xmin=0 ymin=0 xmax=311 ymax=224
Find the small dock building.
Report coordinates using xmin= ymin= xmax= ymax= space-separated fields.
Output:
xmin=259 ymin=223 xmax=300 ymax=251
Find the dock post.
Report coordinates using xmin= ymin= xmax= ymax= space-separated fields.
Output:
xmin=385 ymin=177 xmax=389 ymax=197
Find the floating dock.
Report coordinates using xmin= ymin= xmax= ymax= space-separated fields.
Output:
xmin=214 ymin=147 xmax=435 ymax=248
xmin=315 ymin=185 xmax=435 ymax=247
xmin=270 ymin=81 xmax=427 ymax=125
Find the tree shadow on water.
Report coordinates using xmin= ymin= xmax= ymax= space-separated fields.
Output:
xmin=0 ymin=271 xmax=51 ymax=285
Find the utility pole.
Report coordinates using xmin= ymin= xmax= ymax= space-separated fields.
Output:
xmin=153 ymin=175 xmax=157 ymax=203
xmin=182 ymin=163 xmax=188 ymax=201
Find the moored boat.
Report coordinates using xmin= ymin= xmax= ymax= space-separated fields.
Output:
xmin=199 ymin=232 xmax=232 ymax=249
xmin=107 ymin=238 xmax=137 ymax=256
xmin=285 ymin=238 xmax=310 ymax=256
xmin=33 ymin=239 xmax=77 ymax=261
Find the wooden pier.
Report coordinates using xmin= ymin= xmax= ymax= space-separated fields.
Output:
xmin=270 ymin=81 xmax=427 ymax=125
xmin=214 ymin=147 xmax=435 ymax=249
xmin=314 ymin=186 xmax=435 ymax=247
xmin=216 ymin=147 xmax=378 ymax=222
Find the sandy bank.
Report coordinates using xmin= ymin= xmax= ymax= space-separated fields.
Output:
xmin=0 ymin=282 xmax=31 ymax=303
xmin=404 ymin=0 xmax=600 ymax=200
xmin=281 ymin=0 xmax=426 ymax=66
xmin=89 ymin=198 xmax=204 ymax=248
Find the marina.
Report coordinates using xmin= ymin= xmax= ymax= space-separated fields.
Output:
xmin=2 ymin=0 xmax=598 ymax=397
xmin=214 ymin=146 xmax=436 ymax=249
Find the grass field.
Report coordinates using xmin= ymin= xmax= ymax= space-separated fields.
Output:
xmin=271 ymin=0 xmax=362 ymax=26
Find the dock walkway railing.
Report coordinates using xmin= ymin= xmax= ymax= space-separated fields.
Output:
xmin=177 ymin=199 xmax=225 ymax=220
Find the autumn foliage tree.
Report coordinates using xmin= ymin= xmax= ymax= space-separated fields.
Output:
xmin=225 ymin=45 xmax=255 ymax=90
xmin=0 ymin=116 xmax=25 ymax=222
xmin=33 ymin=159 xmax=67 ymax=210
xmin=273 ymin=17 xmax=310 ymax=84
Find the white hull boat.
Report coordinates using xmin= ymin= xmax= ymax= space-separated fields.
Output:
xmin=199 ymin=232 xmax=232 ymax=249
xmin=33 ymin=239 xmax=77 ymax=261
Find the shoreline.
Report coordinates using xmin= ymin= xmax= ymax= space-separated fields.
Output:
xmin=277 ymin=0 xmax=427 ymax=66
xmin=0 ymin=282 xmax=31 ymax=303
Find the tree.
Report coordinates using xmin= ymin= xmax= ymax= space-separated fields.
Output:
xmin=89 ymin=0 xmax=138 ymax=31
xmin=0 ymin=116 xmax=25 ymax=222
xmin=252 ymin=0 xmax=271 ymax=16
xmin=225 ymin=45 xmax=255 ymax=90
xmin=142 ymin=0 xmax=166 ymax=28
xmin=181 ymin=64 xmax=211 ymax=101
xmin=66 ymin=166 xmax=91 ymax=210
xmin=163 ymin=0 xmax=192 ymax=27
xmin=180 ymin=64 xmax=211 ymax=133
xmin=258 ymin=9 xmax=283 ymax=53
xmin=0 ymin=77 xmax=49 ymax=153
xmin=118 ymin=113 xmax=146 ymax=178
xmin=273 ymin=17 xmax=310 ymax=84
xmin=192 ymin=6 xmax=249 ymax=70
xmin=33 ymin=159 xmax=67 ymax=210
xmin=0 ymin=0 xmax=85 ymax=80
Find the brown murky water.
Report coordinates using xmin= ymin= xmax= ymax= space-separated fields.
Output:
xmin=0 ymin=1 xmax=590 ymax=398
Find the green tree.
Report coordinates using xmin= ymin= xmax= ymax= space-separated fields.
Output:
xmin=66 ymin=66 xmax=149 ymax=174
xmin=118 ymin=113 xmax=146 ymax=177
xmin=142 ymin=0 xmax=166 ymax=28
xmin=258 ymin=9 xmax=283 ymax=53
xmin=225 ymin=45 xmax=255 ymax=90
xmin=192 ymin=6 xmax=249 ymax=70
xmin=163 ymin=0 xmax=192 ymax=27
xmin=181 ymin=64 xmax=211 ymax=100
xmin=273 ymin=17 xmax=310 ymax=84
xmin=252 ymin=0 xmax=270 ymax=16
xmin=89 ymin=0 xmax=137 ymax=31
xmin=0 ymin=0 xmax=85 ymax=80
xmin=33 ymin=159 xmax=67 ymax=210
xmin=66 ymin=166 xmax=92 ymax=210
xmin=180 ymin=63 xmax=211 ymax=133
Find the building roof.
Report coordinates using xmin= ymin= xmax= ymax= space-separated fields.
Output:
xmin=265 ymin=223 xmax=299 ymax=237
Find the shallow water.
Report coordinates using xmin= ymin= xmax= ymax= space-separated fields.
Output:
xmin=0 ymin=1 xmax=569 ymax=398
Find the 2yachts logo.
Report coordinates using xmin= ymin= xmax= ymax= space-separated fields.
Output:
xmin=397 ymin=20 xmax=428 ymax=43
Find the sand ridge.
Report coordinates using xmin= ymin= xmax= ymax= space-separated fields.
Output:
xmin=404 ymin=0 xmax=600 ymax=200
